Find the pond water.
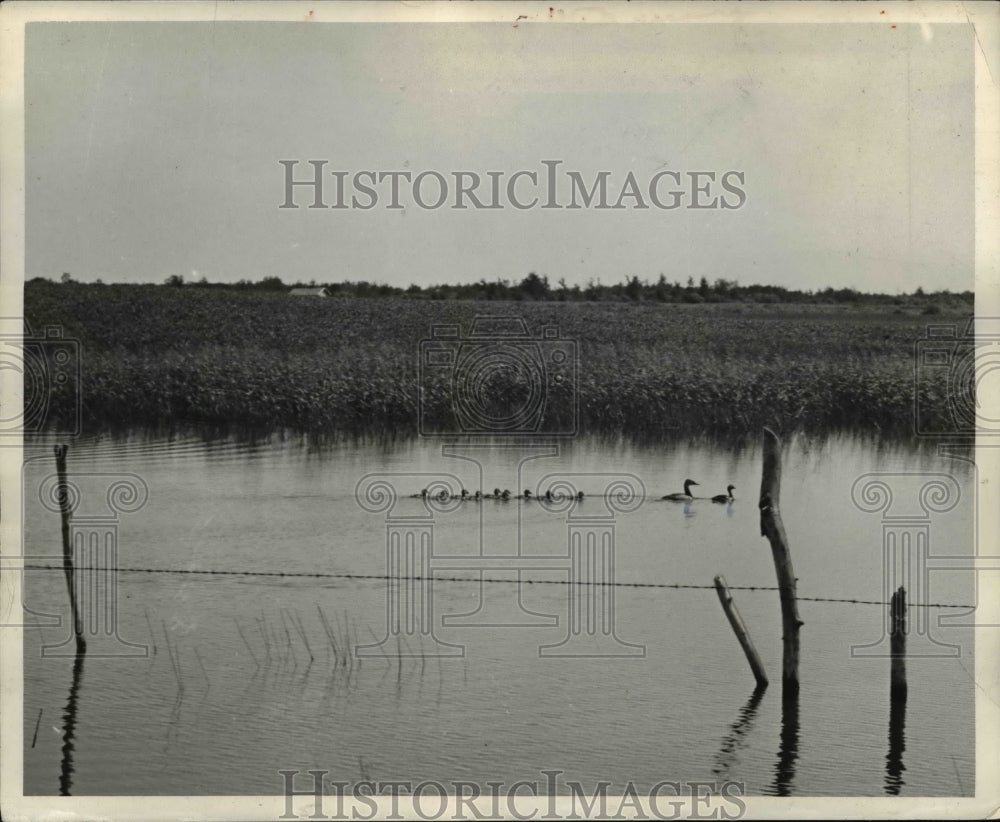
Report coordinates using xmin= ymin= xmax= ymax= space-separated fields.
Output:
xmin=20 ymin=432 xmax=977 ymax=797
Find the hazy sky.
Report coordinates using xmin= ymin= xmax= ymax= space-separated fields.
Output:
xmin=26 ymin=21 xmax=973 ymax=292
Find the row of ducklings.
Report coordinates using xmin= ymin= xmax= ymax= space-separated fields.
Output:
xmin=412 ymin=488 xmax=584 ymax=501
xmin=410 ymin=480 xmax=735 ymax=504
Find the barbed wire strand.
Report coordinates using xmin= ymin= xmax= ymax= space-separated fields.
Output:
xmin=19 ymin=564 xmax=974 ymax=609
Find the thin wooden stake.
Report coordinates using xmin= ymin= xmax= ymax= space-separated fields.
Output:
xmin=31 ymin=708 xmax=43 ymax=748
xmin=54 ymin=444 xmax=86 ymax=654
xmin=890 ymin=586 xmax=907 ymax=701
xmin=758 ymin=428 xmax=802 ymax=692
xmin=714 ymin=575 xmax=769 ymax=689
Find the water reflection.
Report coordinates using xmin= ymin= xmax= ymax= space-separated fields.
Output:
xmin=27 ymin=425 xmax=976 ymax=469
xmin=885 ymin=695 xmax=907 ymax=795
xmin=22 ymin=427 xmax=975 ymax=796
xmin=766 ymin=688 xmax=800 ymax=797
xmin=59 ymin=653 xmax=84 ymax=796
xmin=712 ymin=687 xmax=765 ymax=779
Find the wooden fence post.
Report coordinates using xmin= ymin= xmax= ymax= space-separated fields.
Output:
xmin=758 ymin=428 xmax=801 ymax=692
xmin=714 ymin=575 xmax=769 ymax=690
xmin=55 ymin=444 xmax=86 ymax=654
xmin=890 ymin=586 xmax=907 ymax=700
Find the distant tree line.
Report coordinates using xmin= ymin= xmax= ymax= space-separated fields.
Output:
xmin=40 ymin=271 xmax=971 ymax=308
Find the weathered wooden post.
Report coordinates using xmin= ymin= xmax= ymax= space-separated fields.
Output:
xmin=890 ymin=586 xmax=907 ymax=700
xmin=758 ymin=428 xmax=801 ymax=692
xmin=54 ymin=444 xmax=86 ymax=654
xmin=886 ymin=586 xmax=907 ymax=794
xmin=714 ymin=575 xmax=768 ymax=689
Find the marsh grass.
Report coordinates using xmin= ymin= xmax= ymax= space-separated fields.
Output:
xmin=25 ymin=283 xmax=969 ymax=443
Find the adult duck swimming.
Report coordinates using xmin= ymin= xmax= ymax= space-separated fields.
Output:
xmin=663 ymin=479 xmax=699 ymax=501
xmin=712 ymin=485 xmax=735 ymax=503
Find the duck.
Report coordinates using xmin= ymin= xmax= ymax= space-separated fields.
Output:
xmin=712 ymin=485 xmax=735 ymax=504
xmin=663 ymin=479 xmax=699 ymax=501
xmin=501 ymin=489 xmax=511 ymax=500
xmin=576 ymin=491 xmax=584 ymax=500
xmin=519 ymin=489 xmax=534 ymax=500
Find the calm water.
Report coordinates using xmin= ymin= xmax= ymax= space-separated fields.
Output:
xmin=21 ymin=432 xmax=977 ymax=796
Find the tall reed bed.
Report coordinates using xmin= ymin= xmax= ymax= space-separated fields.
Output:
xmin=25 ymin=282 xmax=967 ymax=442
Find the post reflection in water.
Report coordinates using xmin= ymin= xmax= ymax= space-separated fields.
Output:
xmin=712 ymin=687 xmax=766 ymax=779
xmin=885 ymin=695 xmax=907 ymax=795
xmin=767 ymin=687 xmax=800 ymax=797
xmin=59 ymin=652 xmax=84 ymax=796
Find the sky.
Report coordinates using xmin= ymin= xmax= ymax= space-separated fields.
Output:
xmin=25 ymin=20 xmax=974 ymax=293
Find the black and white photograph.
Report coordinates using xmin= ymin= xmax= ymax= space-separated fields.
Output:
xmin=1 ymin=2 xmax=998 ymax=819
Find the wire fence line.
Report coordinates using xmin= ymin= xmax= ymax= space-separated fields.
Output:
xmin=20 ymin=563 xmax=974 ymax=610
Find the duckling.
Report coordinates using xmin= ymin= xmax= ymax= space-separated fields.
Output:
xmin=712 ymin=485 xmax=735 ymax=504
xmin=663 ymin=479 xmax=699 ymax=501
xmin=501 ymin=489 xmax=511 ymax=500
xmin=576 ymin=491 xmax=584 ymax=500
xmin=520 ymin=489 xmax=534 ymax=500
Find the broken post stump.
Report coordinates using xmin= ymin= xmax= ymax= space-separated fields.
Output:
xmin=890 ymin=586 xmax=907 ymax=701
xmin=714 ymin=575 xmax=769 ymax=690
